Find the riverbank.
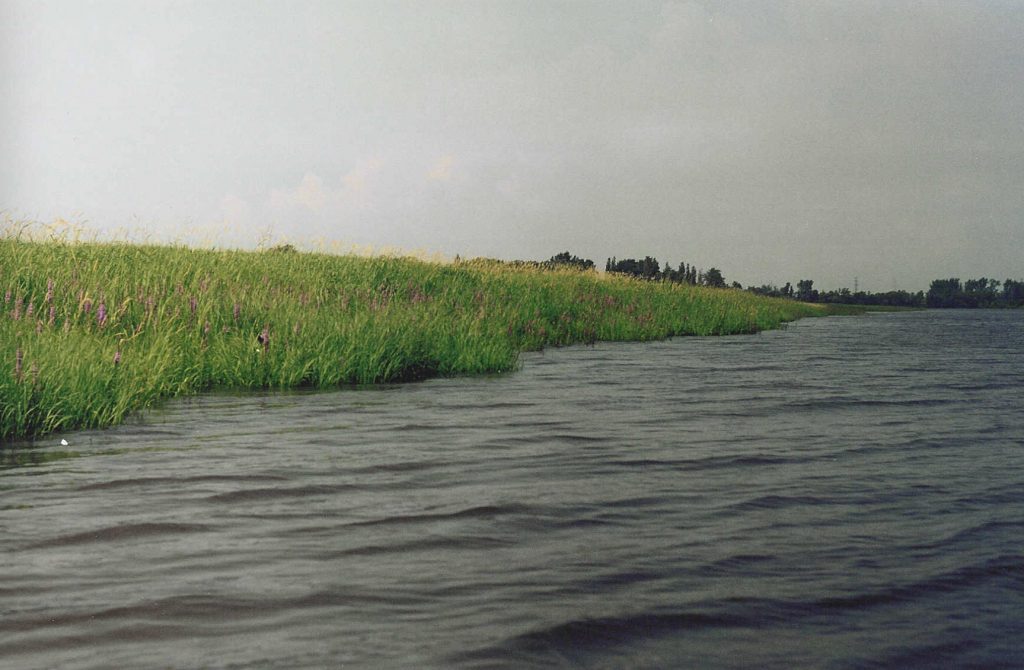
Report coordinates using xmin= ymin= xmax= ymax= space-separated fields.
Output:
xmin=2 ymin=237 xmax=837 ymax=439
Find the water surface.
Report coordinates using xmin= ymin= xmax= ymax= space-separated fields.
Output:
xmin=3 ymin=310 xmax=1023 ymax=668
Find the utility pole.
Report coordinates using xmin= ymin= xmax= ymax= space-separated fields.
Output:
xmin=854 ymin=277 xmax=859 ymax=293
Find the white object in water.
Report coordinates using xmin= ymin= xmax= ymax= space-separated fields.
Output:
xmin=60 ymin=439 xmax=68 ymax=446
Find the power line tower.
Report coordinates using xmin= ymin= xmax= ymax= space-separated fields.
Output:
xmin=854 ymin=277 xmax=859 ymax=293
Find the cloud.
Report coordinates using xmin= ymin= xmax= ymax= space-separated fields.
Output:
xmin=219 ymin=193 xmax=250 ymax=224
xmin=269 ymin=173 xmax=326 ymax=212
xmin=427 ymin=155 xmax=455 ymax=182
xmin=341 ymin=158 xmax=384 ymax=195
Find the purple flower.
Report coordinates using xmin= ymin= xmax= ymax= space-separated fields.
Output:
xmin=97 ymin=302 xmax=107 ymax=326
xmin=113 ymin=350 xmax=121 ymax=366
xmin=189 ymin=295 xmax=197 ymax=315
xmin=45 ymin=279 xmax=54 ymax=303
xmin=233 ymin=303 xmax=241 ymax=323
xmin=48 ymin=305 xmax=55 ymax=326
xmin=82 ymin=299 xmax=92 ymax=315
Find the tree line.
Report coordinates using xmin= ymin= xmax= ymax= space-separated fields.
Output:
xmin=542 ymin=252 xmax=730 ymax=287
xmin=748 ymin=277 xmax=1024 ymax=308
xmin=923 ymin=278 xmax=1024 ymax=308
xmin=544 ymin=252 xmax=1023 ymax=308
xmin=747 ymin=281 xmax=926 ymax=307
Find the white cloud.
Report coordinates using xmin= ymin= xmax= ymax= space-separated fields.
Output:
xmin=219 ymin=193 xmax=250 ymax=224
xmin=269 ymin=173 xmax=326 ymax=212
xmin=341 ymin=158 xmax=384 ymax=195
xmin=427 ymin=155 xmax=455 ymax=182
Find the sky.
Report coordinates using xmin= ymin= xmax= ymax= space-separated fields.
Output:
xmin=2 ymin=0 xmax=1022 ymax=291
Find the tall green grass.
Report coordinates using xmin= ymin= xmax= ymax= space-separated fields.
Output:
xmin=1 ymin=235 xmax=828 ymax=439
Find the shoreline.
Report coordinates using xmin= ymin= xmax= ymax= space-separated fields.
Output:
xmin=2 ymin=238 xmax=841 ymax=440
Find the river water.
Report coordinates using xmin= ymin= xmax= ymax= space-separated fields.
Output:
xmin=2 ymin=310 xmax=1022 ymax=669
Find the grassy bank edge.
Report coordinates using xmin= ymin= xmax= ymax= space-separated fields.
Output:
xmin=3 ymin=238 xmax=860 ymax=441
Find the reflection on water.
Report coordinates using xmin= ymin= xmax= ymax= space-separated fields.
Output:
xmin=2 ymin=310 xmax=1023 ymax=668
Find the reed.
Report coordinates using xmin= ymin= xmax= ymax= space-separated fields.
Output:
xmin=1 ymin=235 xmax=830 ymax=439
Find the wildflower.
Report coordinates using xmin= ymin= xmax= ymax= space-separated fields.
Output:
xmin=45 ymin=280 xmax=54 ymax=303
xmin=82 ymin=299 xmax=92 ymax=315
xmin=48 ymin=305 xmax=55 ymax=326
xmin=97 ymin=302 xmax=107 ymax=326
xmin=233 ymin=303 xmax=240 ymax=323
xmin=113 ymin=350 xmax=121 ymax=366
xmin=189 ymin=295 xmax=197 ymax=315
xmin=11 ymin=297 xmax=21 ymax=321
xmin=26 ymin=302 xmax=34 ymax=318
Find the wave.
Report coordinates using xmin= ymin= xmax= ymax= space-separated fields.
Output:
xmin=316 ymin=534 xmax=511 ymax=559
xmin=26 ymin=522 xmax=211 ymax=549
xmin=77 ymin=473 xmax=287 ymax=491
xmin=345 ymin=503 xmax=539 ymax=528
xmin=452 ymin=610 xmax=747 ymax=667
xmin=205 ymin=483 xmax=364 ymax=503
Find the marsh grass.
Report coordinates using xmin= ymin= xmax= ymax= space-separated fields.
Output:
xmin=1 ymin=233 xmax=829 ymax=439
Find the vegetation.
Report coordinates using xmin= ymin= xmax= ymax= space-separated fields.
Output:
xmin=604 ymin=256 xmax=727 ymax=287
xmin=749 ymin=280 xmax=926 ymax=308
xmin=749 ymin=278 xmax=1024 ymax=309
xmin=924 ymin=278 xmax=1024 ymax=308
xmin=1 ymin=237 xmax=832 ymax=440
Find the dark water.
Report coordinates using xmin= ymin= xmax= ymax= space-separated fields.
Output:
xmin=3 ymin=310 xmax=1023 ymax=669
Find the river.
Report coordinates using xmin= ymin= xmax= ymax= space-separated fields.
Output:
xmin=2 ymin=309 xmax=1022 ymax=668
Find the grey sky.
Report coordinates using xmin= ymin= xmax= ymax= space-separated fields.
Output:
xmin=2 ymin=1 xmax=1022 ymax=291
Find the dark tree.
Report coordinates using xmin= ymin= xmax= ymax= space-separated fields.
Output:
xmin=796 ymin=279 xmax=816 ymax=302
xmin=927 ymin=278 xmax=964 ymax=308
xmin=703 ymin=267 xmax=726 ymax=288
xmin=547 ymin=251 xmax=594 ymax=271
xmin=1004 ymin=279 xmax=1024 ymax=306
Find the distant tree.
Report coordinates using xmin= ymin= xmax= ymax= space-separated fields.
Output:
xmin=703 ymin=267 xmax=726 ymax=288
xmin=547 ymin=251 xmax=594 ymax=271
xmin=607 ymin=256 xmax=662 ymax=280
xmin=748 ymin=284 xmax=782 ymax=298
xmin=963 ymin=277 xmax=1000 ymax=307
xmin=1004 ymin=279 xmax=1024 ymax=306
xmin=796 ymin=279 xmax=819 ymax=302
xmin=662 ymin=261 xmax=676 ymax=282
xmin=927 ymin=278 xmax=964 ymax=308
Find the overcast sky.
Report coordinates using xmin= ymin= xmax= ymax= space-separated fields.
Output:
xmin=2 ymin=1 xmax=1022 ymax=291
